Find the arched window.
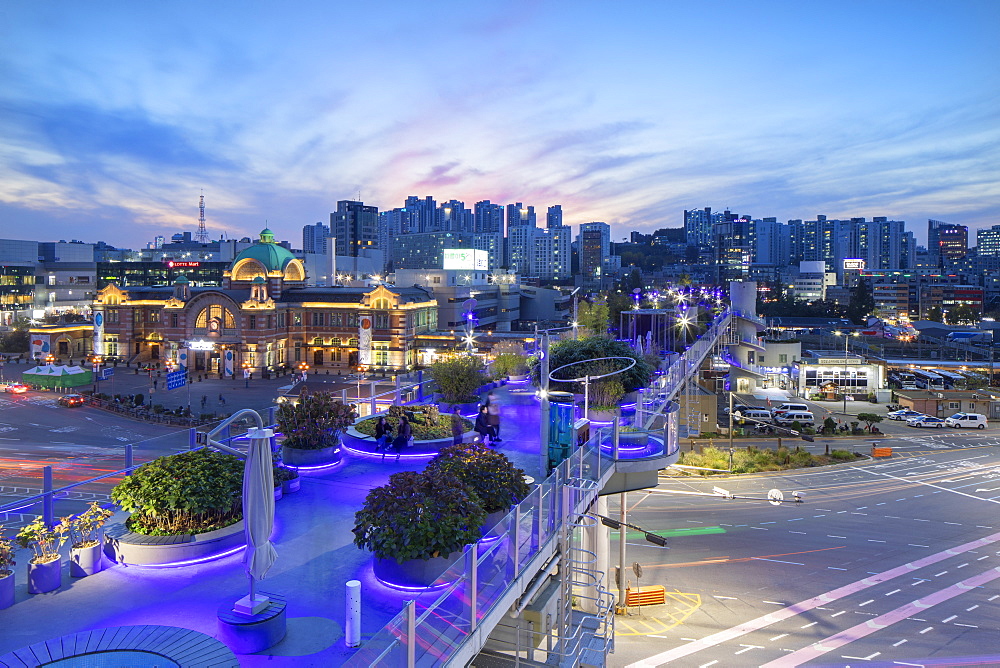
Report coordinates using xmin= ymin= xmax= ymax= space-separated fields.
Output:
xmin=195 ymin=309 xmax=208 ymax=329
xmin=371 ymin=297 xmax=391 ymax=310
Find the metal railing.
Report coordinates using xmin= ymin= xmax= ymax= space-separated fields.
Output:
xmin=343 ymin=426 xmax=618 ymax=667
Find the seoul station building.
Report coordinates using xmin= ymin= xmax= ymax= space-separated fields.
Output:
xmin=93 ymin=229 xmax=437 ymax=375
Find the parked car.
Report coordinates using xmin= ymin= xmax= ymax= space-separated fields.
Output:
xmin=887 ymin=409 xmax=926 ymax=421
xmin=736 ymin=409 xmax=773 ymax=425
xmin=3 ymin=383 xmax=28 ymax=394
xmin=907 ymin=416 xmax=946 ymax=428
xmin=58 ymin=394 xmax=85 ymax=407
xmin=725 ymin=403 xmax=752 ymax=415
xmin=772 ymin=403 xmax=809 ymax=418
xmin=774 ymin=411 xmax=815 ymax=427
xmin=944 ymin=413 xmax=988 ymax=429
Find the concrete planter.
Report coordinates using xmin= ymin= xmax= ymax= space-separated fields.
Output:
xmin=588 ymin=408 xmax=619 ymax=423
xmin=373 ymin=550 xmax=463 ymax=589
xmin=273 ymin=485 xmax=283 ymax=501
xmin=281 ymin=443 xmax=341 ymax=467
xmin=481 ymin=509 xmax=510 ymax=537
xmin=438 ymin=401 xmax=481 ymax=414
xmin=508 ymin=374 xmax=528 ymax=382
xmin=27 ymin=558 xmax=61 ymax=594
xmin=282 ymin=476 xmax=301 ymax=494
xmin=105 ymin=519 xmax=246 ymax=567
xmin=70 ymin=542 xmax=103 ymax=577
xmin=0 ymin=570 xmax=13 ymax=609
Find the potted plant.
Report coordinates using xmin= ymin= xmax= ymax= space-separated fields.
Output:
xmin=68 ymin=502 xmax=114 ymax=577
xmin=352 ymin=468 xmax=486 ymax=588
xmin=273 ymin=456 xmax=300 ymax=494
xmin=588 ymin=377 xmax=625 ymax=423
xmin=0 ymin=525 xmax=15 ymax=609
xmin=619 ymin=425 xmax=649 ymax=446
xmin=427 ymin=356 xmax=488 ymax=411
xmin=427 ymin=444 xmax=530 ymax=530
xmin=276 ymin=390 xmax=357 ymax=466
xmin=16 ymin=516 xmax=70 ymax=594
xmin=491 ymin=352 xmax=530 ymax=382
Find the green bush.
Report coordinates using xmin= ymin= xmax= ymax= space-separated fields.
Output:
xmin=533 ymin=337 xmax=651 ymax=394
xmin=830 ymin=449 xmax=856 ymax=460
xmin=428 ymin=356 xmax=489 ymax=404
xmin=427 ymin=444 xmax=530 ymax=514
xmin=491 ymin=352 xmax=530 ymax=379
xmin=277 ymin=391 xmax=357 ymax=450
xmin=352 ymin=469 xmax=486 ymax=563
xmin=677 ymin=445 xmax=842 ymax=475
xmin=111 ymin=449 xmax=243 ymax=535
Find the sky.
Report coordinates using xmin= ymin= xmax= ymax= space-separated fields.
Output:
xmin=1 ymin=0 xmax=998 ymax=249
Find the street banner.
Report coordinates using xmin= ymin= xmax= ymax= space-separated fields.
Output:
xmin=359 ymin=317 xmax=372 ymax=366
xmin=224 ymin=349 xmax=234 ymax=377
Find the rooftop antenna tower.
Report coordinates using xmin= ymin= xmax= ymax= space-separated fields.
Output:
xmin=196 ymin=192 xmax=209 ymax=243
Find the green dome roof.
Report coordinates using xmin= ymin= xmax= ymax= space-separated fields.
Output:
xmin=252 ymin=276 xmax=266 ymax=284
xmin=231 ymin=228 xmax=297 ymax=273
xmin=174 ymin=274 xmax=190 ymax=284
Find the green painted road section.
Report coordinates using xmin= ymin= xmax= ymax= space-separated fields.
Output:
xmin=611 ymin=526 xmax=726 ymax=540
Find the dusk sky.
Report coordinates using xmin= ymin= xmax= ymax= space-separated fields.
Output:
xmin=2 ymin=1 xmax=998 ymax=249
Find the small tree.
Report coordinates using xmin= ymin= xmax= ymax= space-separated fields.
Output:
xmin=276 ymin=391 xmax=357 ymax=450
xmin=856 ymin=412 xmax=884 ymax=432
xmin=69 ymin=502 xmax=115 ymax=548
xmin=822 ymin=416 xmax=837 ymax=435
xmin=16 ymin=517 xmax=70 ymax=564
xmin=491 ymin=352 xmax=530 ymax=379
xmin=428 ymin=356 xmax=488 ymax=404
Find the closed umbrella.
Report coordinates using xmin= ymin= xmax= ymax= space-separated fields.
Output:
xmin=234 ymin=427 xmax=277 ymax=616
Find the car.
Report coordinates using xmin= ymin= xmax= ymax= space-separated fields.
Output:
xmin=907 ymin=416 xmax=946 ymax=428
xmin=887 ymin=409 xmax=925 ymax=421
xmin=724 ymin=403 xmax=752 ymax=415
xmin=944 ymin=412 xmax=988 ymax=429
xmin=772 ymin=403 xmax=809 ymax=418
xmin=3 ymin=383 xmax=28 ymax=394
xmin=58 ymin=394 xmax=85 ymax=407
xmin=736 ymin=409 xmax=773 ymax=425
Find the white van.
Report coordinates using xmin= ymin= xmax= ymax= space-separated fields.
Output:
xmin=774 ymin=411 xmax=815 ymax=427
xmin=944 ymin=413 xmax=988 ymax=429
xmin=773 ymin=403 xmax=809 ymax=418
xmin=736 ymin=409 xmax=773 ymax=425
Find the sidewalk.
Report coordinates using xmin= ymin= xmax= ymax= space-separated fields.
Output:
xmin=0 ymin=383 xmax=544 ymax=665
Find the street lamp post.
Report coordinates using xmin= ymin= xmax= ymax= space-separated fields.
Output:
xmin=834 ymin=331 xmax=860 ymax=415
xmin=91 ymin=355 xmax=102 ymax=395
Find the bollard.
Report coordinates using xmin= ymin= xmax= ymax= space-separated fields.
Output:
xmin=42 ymin=466 xmax=53 ymax=528
xmin=346 ymin=580 xmax=361 ymax=648
xmin=125 ymin=443 xmax=133 ymax=469
xmin=189 ymin=427 xmax=197 ymax=450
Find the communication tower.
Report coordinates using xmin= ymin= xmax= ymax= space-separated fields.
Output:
xmin=196 ymin=193 xmax=209 ymax=243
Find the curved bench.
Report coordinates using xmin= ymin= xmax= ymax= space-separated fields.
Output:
xmin=104 ymin=520 xmax=246 ymax=567
xmin=0 ymin=625 xmax=238 ymax=667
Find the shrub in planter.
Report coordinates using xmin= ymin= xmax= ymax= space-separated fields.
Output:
xmin=427 ymin=444 xmax=530 ymax=514
xmin=352 ymin=468 xmax=486 ymax=564
xmin=16 ymin=516 xmax=70 ymax=594
xmin=69 ymin=502 xmax=113 ymax=577
xmin=110 ymin=449 xmax=243 ymax=536
xmin=491 ymin=352 xmax=530 ymax=380
xmin=276 ymin=390 xmax=357 ymax=450
xmin=0 ymin=525 xmax=16 ymax=609
xmin=355 ymin=413 xmax=472 ymax=441
xmin=427 ymin=356 xmax=488 ymax=405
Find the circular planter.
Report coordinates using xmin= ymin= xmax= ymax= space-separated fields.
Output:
xmin=282 ymin=476 xmax=301 ymax=494
xmin=281 ymin=443 xmax=341 ymax=467
xmin=619 ymin=431 xmax=649 ymax=447
xmin=588 ymin=408 xmax=619 ymax=423
xmin=27 ymin=558 xmax=61 ymax=594
xmin=342 ymin=425 xmax=464 ymax=456
xmin=104 ymin=519 xmax=245 ymax=567
xmin=373 ymin=550 xmax=463 ymax=589
xmin=0 ymin=570 xmax=13 ymax=609
xmin=481 ymin=509 xmax=510 ymax=537
xmin=508 ymin=374 xmax=528 ymax=382
xmin=438 ymin=401 xmax=481 ymax=414
xmin=273 ymin=485 xmax=283 ymax=501
xmin=70 ymin=542 xmax=103 ymax=577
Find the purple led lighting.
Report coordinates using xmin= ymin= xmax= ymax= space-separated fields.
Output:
xmin=289 ymin=458 xmax=345 ymax=472
xmin=340 ymin=441 xmax=437 ymax=460
xmin=373 ymin=573 xmax=455 ymax=592
xmin=506 ymin=378 xmax=530 ymax=384
xmin=122 ymin=544 xmax=246 ymax=569
xmin=589 ymin=419 xmax=614 ymax=425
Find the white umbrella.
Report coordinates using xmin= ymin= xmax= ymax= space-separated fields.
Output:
xmin=235 ymin=427 xmax=277 ymax=616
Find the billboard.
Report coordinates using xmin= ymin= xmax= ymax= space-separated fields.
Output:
xmin=843 ymin=259 xmax=866 ymax=270
xmin=442 ymin=249 xmax=488 ymax=271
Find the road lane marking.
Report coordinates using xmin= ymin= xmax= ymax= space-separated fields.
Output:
xmin=858 ymin=599 xmax=874 ymax=606
xmin=758 ymin=567 xmax=1000 ymax=668
xmin=769 ymin=633 xmax=788 ymax=641
xmin=627 ymin=532 xmax=1000 ymax=668
xmin=892 ymin=639 xmax=908 ymax=647
xmin=860 ymin=467 xmax=1000 ymax=505
xmin=831 ymin=610 xmax=846 ymax=617
xmin=919 ymin=626 xmax=934 ymax=634
xmin=753 ymin=558 xmax=805 ymax=566
xmin=942 ymin=615 xmax=957 ymax=622
xmin=886 ymin=589 xmax=900 ymax=596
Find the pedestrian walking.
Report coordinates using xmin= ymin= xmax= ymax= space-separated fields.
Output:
xmin=451 ymin=406 xmax=465 ymax=446
xmin=485 ymin=391 xmax=502 ymax=442
xmin=390 ymin=417 xmax=411 ymax=461
xmin=218 ymin=393 xmax=226 ymax=406
xmin=153 ymin=379 xmax=158 ymax=390
xmin=374 ymin=416 xmax=393 ymax=453
xmin=201 ymin=395 xmax=208 ymax=409
xmin=474 ymin=405 xmax=494 ymax=446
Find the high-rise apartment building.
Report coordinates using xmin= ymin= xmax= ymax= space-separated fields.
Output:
xmin=546 ymin=205 xmax=563 ymax=229
xmin=858 ymin=217 xmax=914 ymax=272
xmin=331 ymin=200 xmax=378 ymax=258
xmin=684 ymin=207 xmax=720 ymax=247
xmin=474 ymin=200 xmax=505 ymax=234
xmin=437 ymin=200 xmax=474 ymax=233
xmin=506 ymin=203 xmax=535 ymax=229
xmin=404 ymin=196 xmax=437 ymax=234
xmin=302 ymin=222 xmax=331 ymax=255
xmin=530 ymin=226 xmax=571 ymax=280
xmin=578 ymin=221 xmax=611 ymax=283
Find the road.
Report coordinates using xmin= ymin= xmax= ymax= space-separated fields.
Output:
xmin=611 ymin=444 xmax=1000 ymax=667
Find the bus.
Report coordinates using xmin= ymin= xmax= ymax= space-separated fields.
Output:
xmin=912 ymin=369 xmax=945 ymax=390
xmin=934 ymin=369 xmax=965 ymax=389
xmin=891 ymin=372 xmax=918 ymax=390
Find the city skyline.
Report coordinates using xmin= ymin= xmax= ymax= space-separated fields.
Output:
xmin=2 ymin=1 xmax=998 ymax=249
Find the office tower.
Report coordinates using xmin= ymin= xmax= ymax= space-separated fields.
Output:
xmin=579 ymin=221 xmax=611 ymax=281
xmin=474 ymin=200 xmax=505 ymax=234
xmin=713 ymin=215 xmax=752 ymax=282
xmin=506 ymin=202 xmax=535 ymax=229
xmin=546 ymin=205 xmax=563 ymax=229
xmin=404 ymin=195 xmax=437 ymax=234
xmin=303 ymin=222 xmax=331 ymax=255
xmin=977 ymin=224 xmax=1000 ymax=256
xmin=331 ymin=200 xmax=378 ymax=259
xmin=928 ymin=219 xmax=969 ymax=265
